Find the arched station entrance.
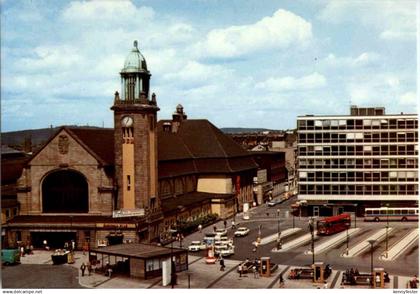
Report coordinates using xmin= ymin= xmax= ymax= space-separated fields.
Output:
xmin=42 ymin=170 xmax=89 ymax=213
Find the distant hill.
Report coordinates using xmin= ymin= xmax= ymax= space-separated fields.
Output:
xmin=1 ymin=125 xmax=106 ymax=152
xmin=221 ymin=127 xmax=280 ymax=134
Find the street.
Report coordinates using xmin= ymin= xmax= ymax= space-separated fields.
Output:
xmin=186 ymin=197 xmax=419 ymax=277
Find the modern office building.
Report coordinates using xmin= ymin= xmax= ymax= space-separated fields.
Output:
xmin=296 ymin=106 xmax=418 ymax=217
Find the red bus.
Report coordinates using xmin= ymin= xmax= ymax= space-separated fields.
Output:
xmin=316 ymin=213 xmax=351 ymax=235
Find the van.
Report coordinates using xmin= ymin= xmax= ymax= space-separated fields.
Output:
xmin=1 ymin=248 xmax=20 ymax=265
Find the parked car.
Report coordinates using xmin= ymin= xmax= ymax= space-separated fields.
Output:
xmin=268 ymin=199 xmax=283 ymax=207
xmin=234 ymin=227 xmax=250 ymax=237
xmin=188 ymin=241 xmax=207 ymax=252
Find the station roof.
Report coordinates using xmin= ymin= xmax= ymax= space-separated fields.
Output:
xmin=90 ymin=243 xmax=186 ymax=259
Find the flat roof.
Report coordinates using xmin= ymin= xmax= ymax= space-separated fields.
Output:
xmin=90 ymin=243 xmax=187 ymax=259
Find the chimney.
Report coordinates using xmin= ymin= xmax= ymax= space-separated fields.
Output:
xmin=171 ymin=104 xmax=187 ymax=133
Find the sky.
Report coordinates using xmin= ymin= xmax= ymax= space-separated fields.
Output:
xmin=1 ymin=0 xmax=417 ymax=132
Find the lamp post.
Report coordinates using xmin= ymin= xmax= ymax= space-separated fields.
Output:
xmin=292 ymin=212 xmax=295 ymax=229
xmin=368 ymin=240 xmax=376 ymax=288
xmin=277 ymin=209 xmax=281 ymax=250
xmin=385 ymin=204 xmax=389 ymax=258
xmin=353 ymin=204 xmax=358 ymax=228
xmin=169 ymin=228 xmax=177 ymax=288
xmin=308 ymin=217 xmax=315 ymax=265
xmin=346 ymin=228 xmax=349 ymax=255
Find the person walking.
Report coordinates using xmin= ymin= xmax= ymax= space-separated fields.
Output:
xmin=219 ymin=256 xmax=225 ymax=271
xmin=87 ymin=261 xmax=92 ymax=276
xmin=231 ymin=220 xmax=236 ymax=230
xmin=223 ymin=220 xmax=227 ymax=229
xmin=213 ymin=225 xmax=217 ymax=232
xmin=253 ymin=265 xmax=259 ymax=279
xmin=80 ymin=263 xmax=86 ymax=277
xmin=279 ymin=273 xmax=284 ymax=288
xmin=323 ymin=281 xmax=328 ymax=289
xmin=238 ymin=264 xmax=242 ymax=277
xmin=198 ymin=224 xmax=202 ymax=233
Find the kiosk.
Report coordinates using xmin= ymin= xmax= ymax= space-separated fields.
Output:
xmin=313 ymin=262 xmax=324 ymax=283
xmin=373 ymin=267 xmax=385 ymax=288
xmin=260 ymin=257 xmax=271 ymax=277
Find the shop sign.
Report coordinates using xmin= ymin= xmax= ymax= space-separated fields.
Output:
xmin=112 ymin=208 xmax=145 ymax=218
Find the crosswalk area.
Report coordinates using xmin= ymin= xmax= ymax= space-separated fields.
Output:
xmin=255 ymin=226 xmax=418 ymax=261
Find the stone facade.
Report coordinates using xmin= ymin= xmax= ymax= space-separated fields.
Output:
xmin=17 ymin=129 xmax=114 ymax=216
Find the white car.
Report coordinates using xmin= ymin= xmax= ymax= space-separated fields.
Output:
xmin=234 ymin=227 xmax=250 ymax=237
xmin=188 ymin=241 xmax=207 ymax=252
xmin=215 ymin=228 xmax=227 ymax=236
xmin=217 ymin=244 xmax=235 ymax=257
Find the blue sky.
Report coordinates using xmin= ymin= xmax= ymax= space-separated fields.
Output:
xmin=1 ymin=0 xmax=417 ymax=132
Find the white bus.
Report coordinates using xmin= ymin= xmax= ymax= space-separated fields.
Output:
xmin=364 ymin=207 xmax=419 ymax=222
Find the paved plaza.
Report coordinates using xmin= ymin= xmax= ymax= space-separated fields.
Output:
xmin=2 ymin=248 xmax=414 ymax=289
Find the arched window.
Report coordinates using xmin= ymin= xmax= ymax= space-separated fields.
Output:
xmin=42 ymin=170 xmax=89 ymax=213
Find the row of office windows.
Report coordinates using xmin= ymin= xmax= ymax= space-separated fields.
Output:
xmin=299 ymin=171 xmax=418 ymax=182
xmin=299 ymin=184 xmax=418 ymax=195
xmin=298 ymin=118 xmax=417 ymax=130
xmin=298 ymin=131 xmax=418 ymax=144
xmin=298 ymin=158 xmax=418 ymax=169
xmin=298 ymin=144 xmax=418 ymax=157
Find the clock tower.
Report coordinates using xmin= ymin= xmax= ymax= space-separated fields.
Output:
xmin=111 ymin=41 xmax=161 ymax=241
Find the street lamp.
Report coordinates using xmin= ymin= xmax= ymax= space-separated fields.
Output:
xmin=346 ymin=228 xmax=349 ymax=256
xmin=353 ymin=204 xmax=358 ymax=228
xmin=169 ymin=228 xmax=177 ymax=288
xmin=368 ymin=240 xmax=376 ymax=288
xmin=276 ymin=209 xmax=281 ymax=250
xmin=308 ymin=217 xmax=315 ymax=265
xmin=385 ymin=204 xmax=389 ymax=258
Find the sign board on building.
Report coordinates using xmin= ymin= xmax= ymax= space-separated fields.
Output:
xmin=112 ymin=208 xmax=145 ymax=218
xmin=257 ymin=169 xmax=267 ymax=184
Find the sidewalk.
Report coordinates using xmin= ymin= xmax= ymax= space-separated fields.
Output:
xmin=18 ymin=249 xmax=416 ymax=289
xmin=342 ymin=227 xmax=394 ymax=258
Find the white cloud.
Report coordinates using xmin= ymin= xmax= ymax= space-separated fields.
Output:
xmin=163 ymin=61 xmax=233 ymax=87
xmin=256 ymin=72 xmax=326 ymax=92
xmin=318 ymin=1 xmax=415 ymax=41
xmin=194 ymin=9 xmax=312 ymax=58
xmin=62 ymin=1 xmax=155 ymax=23
xmin=399 ymin=92 xmax=417 ymax=106
xmin=323 ymin=52 xmax=380 ymax=68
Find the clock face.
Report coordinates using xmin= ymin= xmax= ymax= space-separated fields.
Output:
xmin=121 ymin=116 xmax=133 ymax=127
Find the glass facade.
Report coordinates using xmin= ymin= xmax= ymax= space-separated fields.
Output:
xmin=297 ymin=109 xmax=418 ymax=203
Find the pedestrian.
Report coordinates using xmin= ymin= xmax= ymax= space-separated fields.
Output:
xmin=87 ymin=261 xmax=92 ymax=276
xmin=410 ymin=275 xmax=418 ymax=288
xmin=108 ymin=267 xmax=113 ymax=278
xmin=64 ymin=242 xmax=69 ymax=251
xmin=323 ymin=281 xmax=328 ymax=289
xmin=71 ymin=240 xmax=76 ymax=251
xmin=231 ymin=220 xmax=236 ymax=230
xmin=29 ymin=244 xmax=34 ymax=254
xmin=80 ymin=262 xmax=86 ymax=277
xmin=238 ymin=264 xmax=242 ymax=277
xmin=223 ymin=220 xmax=227 ymax=229
xmin=198 ymin=224 xmax=202 ymax=233
xmin=20 ymin=246 xmax=25 ymax=257
xmin=219 ymin=256 xmax=225 ymax=271
xmin=253 ymin=265 xmax=259 ymax=279
xmin=279 ymin=274 xmax=284 ymax=288
xmin=213 ymin=225 xmax=217 ymax=232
